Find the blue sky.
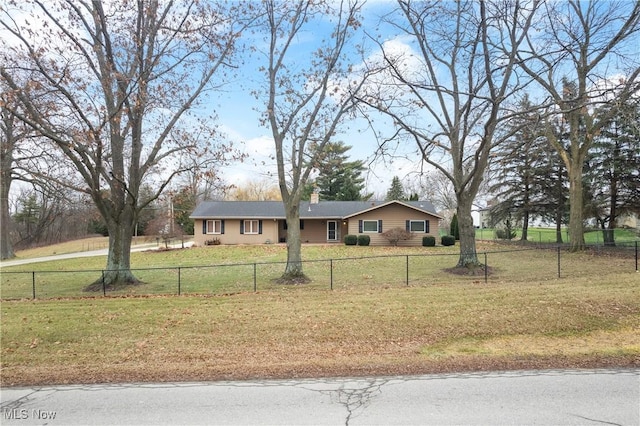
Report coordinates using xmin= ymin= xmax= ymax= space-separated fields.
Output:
xmin=211 ymin=1 xmax=425 ymax=198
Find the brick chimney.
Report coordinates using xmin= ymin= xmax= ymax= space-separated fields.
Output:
xmin=310 ymin=187 xmax=319 ymax=204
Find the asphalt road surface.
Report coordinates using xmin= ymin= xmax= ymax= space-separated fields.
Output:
xmin=1 ymin=369 xmax=638 ymax=425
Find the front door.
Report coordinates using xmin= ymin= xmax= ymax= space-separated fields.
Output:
xmin=327 ymin=220 xmax=338 ymax=241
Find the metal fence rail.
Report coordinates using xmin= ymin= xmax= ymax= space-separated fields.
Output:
xmin=1 ymin=242 xmax=637 ymax=300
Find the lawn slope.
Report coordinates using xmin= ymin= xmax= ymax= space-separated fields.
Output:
xmin=2 ymin=271 xmax=638 ymax=386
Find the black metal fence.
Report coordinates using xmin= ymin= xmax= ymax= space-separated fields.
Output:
xmin=1 ymin=242 xmax=637 ymax=300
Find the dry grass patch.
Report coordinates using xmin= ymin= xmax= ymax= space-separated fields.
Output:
xmin=2 ymin=271 xmax=639 ymax=386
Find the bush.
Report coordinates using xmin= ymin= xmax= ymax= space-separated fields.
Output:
xmin=357 ymin=235 xmax=370 ymax=246
xmin=441 ymin=235 xmax=455 ymax=246
xmin=344 ymin=235 xmax=358 ymax=245
xmin=382 ymin=227 xmax=413 ymax=246
xmin=205 ymin=238 xmax=221 ymax=246
xmin=422 ymin=236 xmax=436 ymax=247
xmin=496 ymin=228 xmax=517 ymax=240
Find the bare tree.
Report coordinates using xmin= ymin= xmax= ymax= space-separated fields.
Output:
xmin=515 ymin=0 xmax=640 ymax=251
xmin=256 ymin=0 xmax=368 ymax=281
xmin=0 ymin=94 xmax=23 ymax=259
xmin=227 ymin=179 xmax=282 ymax=201
xmin=360 ymin=0 xmax=537 ymax=268
xmin=1 ymin=83 xmax=64 ymax=258
xmin=1 ymin=0 xmax=247 ymax=288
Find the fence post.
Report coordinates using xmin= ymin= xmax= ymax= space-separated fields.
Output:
xmin=102 ymin=270 xmax=106 ymax=296
xmin=636 ymin=241 xmax=638 ymax=272
xmin=253 ymin=263 xmax=257 ymax=292
xmin=178 ymin=267 xmax=181 ymax=295
xmin=32 ymin=271 xmax=36 ymax=299
xmin=407 ymin=255 xmax=409 ymax=287
xmin=557 ymin=246 xmax=561 ymax=278
xmin=330 ymin=259 xmax=333 ymax=290
xmin=484 ymin=252 xmax=488 ymax=284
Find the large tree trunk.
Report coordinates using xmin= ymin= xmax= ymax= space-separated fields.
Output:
xmin=555 ymin=165 xmax=565 ymax=244
xmin=279 ymin=202 xmax=309 ymax=283
xmin=85 ymin=207 xmax=139 ymax=291
xmin=521 ymin=211 xmax=529 ymax=242
xmin=567 ymin=163 xmax=586 ymax=252
xmin=0 ymin=169 xmax=14 ymax=260
xmin=456 ymin=195 xmax=480 ymax=268
xmin=604 ymin=164 xmax=618 ymax=247
xmin=1 ymin=108 xmax=15 ymax=260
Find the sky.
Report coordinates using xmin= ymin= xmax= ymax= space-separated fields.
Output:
xmin=207 ymin=1 xmax=428 ymax=198
xmin=4 ymin=0 xmax=636 ymax=223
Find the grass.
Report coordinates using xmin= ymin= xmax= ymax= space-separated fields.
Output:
xmin=1 ymin=241 xmax=639 ymax=386
xmin=7 ymin=235 xmax=192 ymax=259
xmin=476 ymin=226 xmax=639 ymax=244
xmin=1 ymin=275 xmax=638 ymax=386
xmin=2 ymin=242 xmax=638 ymax=299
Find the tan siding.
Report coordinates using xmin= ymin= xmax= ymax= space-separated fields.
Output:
xmin=194 ymin=203 xmax=439 ymax=246
xmin=347 ymin=204 xmax=439 ymax=246
xmin=194 ymin=219 xmax=278 ymax=245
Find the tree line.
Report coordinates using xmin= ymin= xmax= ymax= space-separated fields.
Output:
xmin=1 ymin=0 xmax=638 ymax=287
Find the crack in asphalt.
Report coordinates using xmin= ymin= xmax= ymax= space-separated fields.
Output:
xmin=309 ymin=378 xmax=388 ymax=426
xmin=570 ymin=413 xmax=624 ymax=426
xmin=0 ymin=389 xmax=41 ymax=411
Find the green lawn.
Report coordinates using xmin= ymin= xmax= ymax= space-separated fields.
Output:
xmin=1 ymin=241 xmax=638 ymax=386
xmin=1 ymin=268 xmax=638 ymax=386
xmin=476 ymin=226 xmax=639 ymax=244
xmin=2 ymin=242 xmax=638 ymax=300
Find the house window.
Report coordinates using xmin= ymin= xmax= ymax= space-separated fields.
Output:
xmin=409 ymin=220 xmax=425 ymax=232
xmin=243 ymin=220 xmax=260 ymax=235
xmin=406 ymin=220 xmax=429 ymax=233
xmin=206 ymin=220 xmax=223 ymax=234
xmin=363 ymin=220 xmax=378 ymax=232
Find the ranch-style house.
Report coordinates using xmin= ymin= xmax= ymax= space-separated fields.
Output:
xmin=190 ymin=196 xmax=443 ymax=246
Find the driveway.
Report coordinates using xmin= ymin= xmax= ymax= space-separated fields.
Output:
xmin=0 ymin=242 xmax=193 ymax=268
xmin=1 ymin=369 xmax=638 ymax=425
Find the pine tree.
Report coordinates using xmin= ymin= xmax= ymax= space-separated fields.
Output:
xmin=585 ymin=96 xmax=640 ymax=245
xmin=304 ymin=142 xmax=369 ymax=201
xmin=386 ymin=176 xmax=406 ymax=201
xmin=450 ymin=213 xmax=460 ymax=240
xmin=489 ymin=95 xmax=567 ymax=241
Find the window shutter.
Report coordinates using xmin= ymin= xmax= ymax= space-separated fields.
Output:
xmin=378 ymin=220 xmax=383 ymax=233
xmin=406 ymin=220 xmax=410 ymax=231
xmin=221 ymin=220 xmax=225 ymax=234
xmin=425 ymin=220 xmax=429 ymax=233
xmin=240 ymin=220 xmax=244 ymax=234
xmin=203 ymin=220 xmax=207 ymax=234
xmin=259 ymin=220 xmax=263 ymax=234
xmin=358 ymin=220 xmax=363 ymax=233
xmin=300 ymin=219 xmax=304 ymax=230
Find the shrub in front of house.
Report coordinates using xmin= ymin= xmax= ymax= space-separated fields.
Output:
xmin=422 ymin=236 xmax=436 ymax=247
xmin=344 ymin=234 xmax=358 ymax=245
xmin=205 ymin=238 xmax=221 ymax=245
xmin=382 ymin=227 xmax=413 ymax=246
xmin=357 ymin=235 xmax=370 ymax=246
xmin=441 ymin=235 xmax=456 ymax=246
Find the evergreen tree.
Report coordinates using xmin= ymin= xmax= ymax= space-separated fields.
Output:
xmin=450 ymin=213 xmax=460 ymax=240
xmin=586 ymin=96 xmax=640 ymax=245
xmin=489 ymin=95 xmax=569 ymax=242
xmin=304 ymin=142 xmax=369 ymax=201
xmin=386 ymin=176 xmax=406 ymax=201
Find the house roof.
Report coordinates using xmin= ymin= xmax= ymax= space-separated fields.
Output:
xmin=190 ymin=200 xmax=443 ymax=220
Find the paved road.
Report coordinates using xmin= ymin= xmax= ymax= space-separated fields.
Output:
xmin=1 ymin=369 xmax=638 ymax=425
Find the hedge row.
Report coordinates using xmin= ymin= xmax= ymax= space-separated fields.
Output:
xmin=344 ymin=234 xmax=456 ymax=246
